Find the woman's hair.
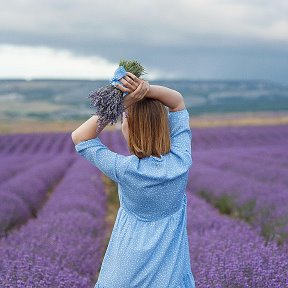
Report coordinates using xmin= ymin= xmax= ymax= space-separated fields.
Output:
xmin=126 ymin=98 xmax=171 ymax=159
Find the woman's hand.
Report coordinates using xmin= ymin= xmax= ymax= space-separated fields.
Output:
xmin=116 ymin=72 xmax=150 ymax=108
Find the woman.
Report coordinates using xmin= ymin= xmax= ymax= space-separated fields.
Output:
xmin=71 ymin=72 xmax=195 ymax=287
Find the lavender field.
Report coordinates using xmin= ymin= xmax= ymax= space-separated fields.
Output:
xmin=0 ymin=124 xmax=288 ymax=287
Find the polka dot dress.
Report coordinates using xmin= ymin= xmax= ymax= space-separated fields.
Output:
xmin=75 ymin=108 xmax=196 ymax=288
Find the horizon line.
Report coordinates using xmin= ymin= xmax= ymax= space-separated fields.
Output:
xmin=0 ymin=77 xmax=285 ymax=85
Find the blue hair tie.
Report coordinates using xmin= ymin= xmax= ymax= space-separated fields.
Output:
xmin=109 ymin=66 xmax=129 ymax=96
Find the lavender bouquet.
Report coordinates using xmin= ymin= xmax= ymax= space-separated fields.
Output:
xmin=88 ymin=59 xmax=146 ymax=133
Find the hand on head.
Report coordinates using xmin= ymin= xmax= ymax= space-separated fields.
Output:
xmin=116 ymin=72 xmax=150 ymax=108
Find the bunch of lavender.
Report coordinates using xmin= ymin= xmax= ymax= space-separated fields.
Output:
xmin=88 ymin=59 xmax=146 ymax=133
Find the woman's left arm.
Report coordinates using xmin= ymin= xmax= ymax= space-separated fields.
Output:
xmin=71 ymin=115 xmax=105 ymax=145
xmin=72 ymin=116 xmax=129 ymax=183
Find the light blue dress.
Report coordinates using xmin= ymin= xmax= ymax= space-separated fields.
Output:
xmin=75 ymin=108 xmax=196 ymax=288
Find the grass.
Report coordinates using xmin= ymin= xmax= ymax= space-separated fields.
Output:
xmin=94 ymin=174 xmax=119 ymax=278
xmin=197 ymin=190 xmax=288 ymax=246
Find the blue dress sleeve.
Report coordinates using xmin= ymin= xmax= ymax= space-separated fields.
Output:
xmin=74 ymin=137 xmax=129 ymax=183
xmin=168 ymin=108 xmax=192 ymax=165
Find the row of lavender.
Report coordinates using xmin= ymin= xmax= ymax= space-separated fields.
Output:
xmin=0 ymin=141 xmax=109 ymax=287
xmin=0 ymin=155 xmax=72 ymax=237
xmin=0 ymin=130 xmax=114 ymax=156
xmin=0 ymin=132 xmax=73 ymax=155
xmin=0 ymin=157 xmax=108 ymax=287
xmin=191 ymin=124 xmax=288 ymax=150
xmin=189 ymin=128 xmax=288 ymax=245
xmin=0 ymin=130 xmax=120 ymax=287
xmin=186 ymin=190 xmax=288 ymax=287
xmin=1 ymin=124 xmax=286 ymax=156
xmin=1 ymin=123 xmax=288 ymax=153
xmin=1 ymin=123 xmax=287 ymax=287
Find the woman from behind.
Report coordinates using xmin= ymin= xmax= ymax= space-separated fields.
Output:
xmin=72 ymin=72 xmax=195 ymax=287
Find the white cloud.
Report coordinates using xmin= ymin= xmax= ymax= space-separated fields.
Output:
xmin=0 ymin=44 xmax=162 ymax=79
xmin=261 ymin=20 xmax=288 ymax=41
xmin=0 ymin=44 xmax=116 ymax=79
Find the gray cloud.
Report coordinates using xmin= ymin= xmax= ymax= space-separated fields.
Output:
xmin=0 ymin=0 xmax=287 ymax=82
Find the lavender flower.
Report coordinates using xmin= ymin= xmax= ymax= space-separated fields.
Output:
xmin=88 ymin=84 xmax=125 ymax=132
xmin=87 ymin=59 xmax=146 ymax=132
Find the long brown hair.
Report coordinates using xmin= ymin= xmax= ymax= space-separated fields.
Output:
xmin=126 ymin=98 xmax=171 ymax=159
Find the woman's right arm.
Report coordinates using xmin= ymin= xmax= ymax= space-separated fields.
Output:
xmin=145 ymin=84 xmax=186 ymax=112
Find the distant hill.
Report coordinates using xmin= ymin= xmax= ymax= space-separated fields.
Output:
xmin=0 ymin=79 xmax=287 ymax=121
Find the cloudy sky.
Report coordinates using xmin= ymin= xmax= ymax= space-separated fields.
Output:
xmin=0 ymin=0 xmax=287 ymax=82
